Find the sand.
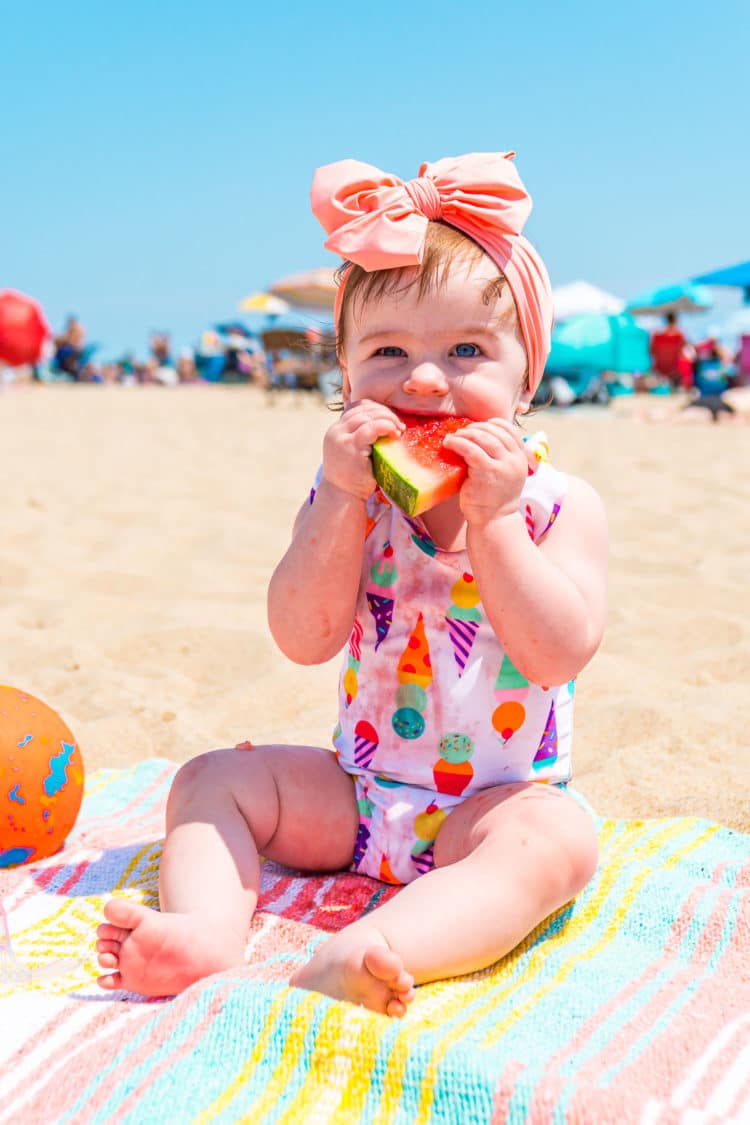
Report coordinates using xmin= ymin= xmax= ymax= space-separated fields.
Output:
xmin=3 ymin=385 xmax=748 ymax=831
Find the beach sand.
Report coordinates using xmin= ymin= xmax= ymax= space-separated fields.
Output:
xmin=3 ymin=385 xmax=749 ymax=831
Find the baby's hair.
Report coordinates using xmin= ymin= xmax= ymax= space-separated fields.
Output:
xmin=336 ymin=222 xmax=509 ymax=357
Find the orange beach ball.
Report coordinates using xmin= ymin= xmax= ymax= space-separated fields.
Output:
xmin=0 ymin=685 xmax=84 ymax=868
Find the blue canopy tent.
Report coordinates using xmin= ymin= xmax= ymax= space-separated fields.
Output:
xmin=692 ymin=260 xmax=750 ymax=304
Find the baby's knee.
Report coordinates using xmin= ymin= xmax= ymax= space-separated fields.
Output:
xmin=560 ymin=808 xmax=599 ymax=894
xmin=167 ymin=748 xmax=236 ymax=810
xmin=540 ymin=799 xmax=599 ymax=904
xmin=513 ymin=792 xmax=598 ymax=905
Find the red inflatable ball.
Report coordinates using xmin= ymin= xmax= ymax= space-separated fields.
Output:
xmin=0 ymin=290 xmax=50 ymax=367
xmin=0 ymin=686 xmax=85 ymax=868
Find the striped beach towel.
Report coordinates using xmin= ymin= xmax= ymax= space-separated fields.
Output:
xmin=1 ymin=760 xmax=748 ymax=1124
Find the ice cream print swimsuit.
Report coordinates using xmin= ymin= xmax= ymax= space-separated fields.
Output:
xmin=313 ymin=434 xmax=575 ymax=885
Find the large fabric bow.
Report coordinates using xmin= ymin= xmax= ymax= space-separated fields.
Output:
xmin=310 ymin=153 xmax=553 ymax=394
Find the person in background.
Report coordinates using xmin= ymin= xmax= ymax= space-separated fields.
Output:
xmin=176 ymin=349 xmax=199 ymax=383
xmin=53 ymin=315 xmax=87 ymax=380
xmin=149 ymin=332 xmax=178 ymax=386
xmin=649 ymin=311 xmax=694 ymax=390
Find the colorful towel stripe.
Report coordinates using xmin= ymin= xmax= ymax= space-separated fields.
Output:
xmin=1 ymin=760 xmax=749 ymax=1124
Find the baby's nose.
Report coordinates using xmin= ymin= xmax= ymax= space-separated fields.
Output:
xmin=403 ymin=362 xmax=449 ymax=395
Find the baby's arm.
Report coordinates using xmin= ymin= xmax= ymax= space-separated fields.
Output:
xmin=267 ymin=400 xmax=403 ymax=665
xmin=268 ymin=482 xmax=368 ymax=664
xmin=467 ymin=475 xmax=608 ymax=686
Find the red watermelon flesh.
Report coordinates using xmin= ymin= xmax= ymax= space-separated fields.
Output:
xmin=372 ymin=413 xmax=471 ymax=516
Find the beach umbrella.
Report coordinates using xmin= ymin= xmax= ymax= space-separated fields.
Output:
xmin=692 ymin=260 xmax=750 ymax=303
xmin=547 ymin=312 xmax=650 ymax=374
xmin=214 ymin=321 xmax=254 ymax=339
xmin=270 ymin=267 xmax=338 ymax=310
xmin=625 ymin=281 xmax=712 ymax=317
xmin=0 ymin=289 xmax=50 ymax=366
xmin=238 ymin=292 xmax=291 ymax=316
xmin=552 ymin=281 xmax=624 ymax=322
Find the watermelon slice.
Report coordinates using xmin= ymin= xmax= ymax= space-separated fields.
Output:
xmin=372 ymin=413 xmax=471 ymax=516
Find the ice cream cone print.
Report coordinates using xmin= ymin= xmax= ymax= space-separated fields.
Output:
xmin=532 ymin=701 xmax=558 ymax=772
xmin=367 ymin=542 xmax=398 ymax=649
xmin=432 ymin=733 xmax=474 ymax=796
xmin=353 ymin=787 xmax=374 ymax=867
xmin=342 ymin=619 xmax=363 ymax=708
xmin=392 ymin=613 xmax=432 ymax=740
xmin=492 ymin=653 xmax=529 ymax=742
xmin=349 ymin=618 xmax=363 ymax=662
xmin=411 ymin=846 xmax=435 ymax=876
xmin=412 ymin=800 xmax=447 ymax=857
xmin=353 ymin=821 xmax=371 ymax=867
xmin=379 ymin=854 xmax=401 ymax=884
xmin=366 ymin=593 xmax=394 ymax=650
xmin=343 ymin=656 xmax=360 ymax=708
xmin=353 ymin=719 xmax=379 ymax=768
xmin=397 ymin=613 xmax=432 ymax=689
xmin=446 ymin=572 xmax=482 ymax=675
xmin=404 ymin=517 xmax=438 ymax=557
xmin=494 ymin=653 xmax=529 ymax=702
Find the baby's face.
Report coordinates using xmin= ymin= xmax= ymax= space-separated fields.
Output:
xmin=340 ymin=253 xmax=530 ymax=422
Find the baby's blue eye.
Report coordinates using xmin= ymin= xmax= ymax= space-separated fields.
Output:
xmin=454 ymin=343 xmax=480 ymax=358
xmin=376 ymin=346 xmax=406 ymax=357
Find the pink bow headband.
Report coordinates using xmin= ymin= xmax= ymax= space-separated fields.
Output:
xmin=310 ymin=152 xmax=553 ymax=394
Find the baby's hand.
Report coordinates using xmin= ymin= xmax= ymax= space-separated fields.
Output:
xmin=442 ymin=419 xmax=528 ymax=527
xmin=322 ymin=399 xmax=404 ymax=501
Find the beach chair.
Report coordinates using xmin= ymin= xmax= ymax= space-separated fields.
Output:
xmin=650 ymin=332 xmax=694 ymax=388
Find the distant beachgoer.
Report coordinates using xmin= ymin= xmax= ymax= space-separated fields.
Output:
xmin=53 ymin=315 xmax=87 ymax=380
xmin=149 ymin=333 xmax=178 ymax=385
xmin=96 ymin=151 xmax=607 ymax=1016
xmin=176 ymin=349 xmax=198 ymax=383
xmin=649 ymin=311 xmax=694 ymax=389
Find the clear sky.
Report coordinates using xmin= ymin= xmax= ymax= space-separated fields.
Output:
xmin=2 ymin=0 xmax=747 ymax=357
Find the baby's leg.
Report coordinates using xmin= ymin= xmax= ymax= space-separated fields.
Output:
xmin=96 ymin=745 xmax=358 ymax=996
xmin=292 ymin=783 xmax=598 ymax=1003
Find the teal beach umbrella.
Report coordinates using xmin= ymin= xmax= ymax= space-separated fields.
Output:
xmin=625 ymin=282 xmax=712 ymax=316
xmin=547 ymin=312 xmax=650 ymax=374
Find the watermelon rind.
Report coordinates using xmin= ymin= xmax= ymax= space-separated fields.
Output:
xmin=372 ymin=439 xmax=423 ymax=516
xmin=372 ymin=432 xmax=465 ymax=516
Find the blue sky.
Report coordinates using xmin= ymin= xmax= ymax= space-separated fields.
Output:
xmin=2 ymin=0 xmax=747 ymax=357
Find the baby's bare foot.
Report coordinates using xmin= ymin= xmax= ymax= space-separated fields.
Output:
xmin=290 ymin=927 xmax=415 ymax=1017
xmin=96 ymin=899 xmax=245 ymax=997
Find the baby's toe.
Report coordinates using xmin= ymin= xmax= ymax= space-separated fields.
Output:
xmin=362 ymin=944 xmax=403 ymax=984
xmin=97 ymin=951 xmax=119 ymax=969
xmin=96 ymin=939 xmax=121 ymax=957
xmin=393 ymin=968 xmax=414 ymax=994
xmin=97 ymin=971 xmax=123 ymax=990
xmin=97 ymin=922 xmax=129 ymax=943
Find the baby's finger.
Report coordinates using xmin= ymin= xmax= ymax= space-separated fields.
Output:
xmin=461 ymin=419 xmax=524 ymax=450
xmin=345 ymin=399 xmax=405 ymax=429
xmin=443 ymin=429 xmax=507 ymax=464
xmin=346 ymin=409 xmax=404 ymax=446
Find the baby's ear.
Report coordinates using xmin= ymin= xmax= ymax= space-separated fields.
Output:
xmin=516 ymin=383 xmax=533 ymax=415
